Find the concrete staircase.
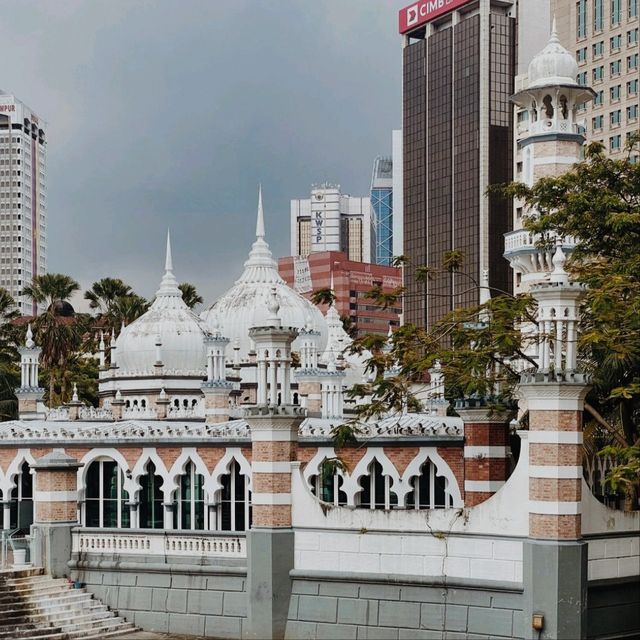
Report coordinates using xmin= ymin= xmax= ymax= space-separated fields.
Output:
xmin=0 ymin=568 xmax=136 ymax=639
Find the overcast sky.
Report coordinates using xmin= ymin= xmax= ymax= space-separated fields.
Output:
xmin=1 ymin=1 xmax=405 ymax=309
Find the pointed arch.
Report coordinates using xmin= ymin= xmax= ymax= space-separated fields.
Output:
xmin=77 ymin=447 xmax=134 ymax=503
xmin=206 ymin=447 xmax=252 ymax=502
xmin=400 ymin=448 xmax=463 ymax=507
xmin=2 ymin=449 xmax=37 ymax=497
xmin=167 ymin=448 xmax=210 ymax=499
xmin=131 ymin=448 xmax=172 ymax=501
xmin=341 ymin=448 xmax=400 ymax=507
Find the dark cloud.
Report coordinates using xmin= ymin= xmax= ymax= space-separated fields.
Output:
xmin=0 ymin=0 xmax=404 ymax=304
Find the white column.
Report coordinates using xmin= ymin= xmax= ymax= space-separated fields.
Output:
xmin=207 ymin=353 xmax=214 ymax=382
xmin=269 ymin=358 xmax=278 ymax=406
xmin=258 ymin=360 xmax=267 ymax=405
xmin=281 ymin=359 xmax=291 ymax=405
xmin=2 ymin=502 xmax=10 ymax=530
xmin=163 ymin=503 xmax=174 ymax=529
xmin=566 ymin=320 xmax=576 ymax=370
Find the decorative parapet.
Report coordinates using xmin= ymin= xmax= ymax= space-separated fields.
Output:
xmin=72 ymin=528 xmax=246 ymax=559
xmin=0 ymin=413 xmax=462 ymax=444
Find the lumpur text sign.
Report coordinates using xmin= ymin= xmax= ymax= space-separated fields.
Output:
xmin=399 ymin=0 xmax=473 ymax=33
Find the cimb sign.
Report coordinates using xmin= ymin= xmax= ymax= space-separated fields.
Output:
xmin=399 ymin=0 xmax=472 ymax=33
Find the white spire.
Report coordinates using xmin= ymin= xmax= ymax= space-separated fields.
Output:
xmin=256 ymin=184 xmax=265 ymax=240
xmin=165 ymin=229 xmax=173 ymax=272
xmin=156 ymin=229 xmax=182 ymax=298
xmin=72 ymin=383 xmax=79 ymax=403
xmin=550 ymin=14 xmax=558 ymax=43
xmin=238 ymin=186 xmax=285 ymax=283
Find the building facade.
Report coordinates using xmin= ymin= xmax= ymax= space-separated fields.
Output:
xmin=552 ymin=0 xmax=639 ymax=160
xmin=290 ymin=184 xmax=373 ymax=263
xmin=0 ymin=92 xmax=47 ymax=315
xmin=278 ymin=250 xmax=402 ymax=337
xmin=400 ymin=0 xmax=517 ymax=329
xmin=370 ymin=156 xmax=394 ymax=266
xmin=391 ymin=128 xmax=404 ymax=260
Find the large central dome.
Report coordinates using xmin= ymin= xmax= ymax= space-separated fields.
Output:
xmin=201 ymin=189 xmax=327 ymax=360
xmin=116 ymin=234 xmax=209 ymax=374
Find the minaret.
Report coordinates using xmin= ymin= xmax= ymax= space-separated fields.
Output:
xmin=201 ymin=315 xmax=233 ymax=423
xmin=15 ymin=324 xmax=46 ymax=419
xmin=505 ymin=25 xmax=594 ymax=640
xmin=505 ymin=20 xmax=595 ymax=286
xmin=244 ymin=240 xmax=305 ymax=637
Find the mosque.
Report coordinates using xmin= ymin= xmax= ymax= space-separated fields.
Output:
xmin=0 ymin=28 xmax=637 ymax=640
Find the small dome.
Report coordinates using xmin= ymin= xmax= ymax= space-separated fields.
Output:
xmin=202 ymin=188 xmax=327 ymax=359
xmin=527 ymin=21 xmax=579 ymax=89
xmin=51 ymin=300 xmax=75 ymax=317
xmin=116 ymin=234 xmax=209 ymax=374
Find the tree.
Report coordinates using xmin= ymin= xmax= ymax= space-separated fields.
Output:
xmin=0 ymin=288 xmax=20 ymax=420
xmin=311 ymin=288 xmax=336 ymax=307
xmin=23 ymin=273 xmax=80 ymax=311
xmin=179 ymin=283 xmax=204 ymax=310
xmin=85 ymin=278 xmax=134 ymax=314
xmin=348 ymin=135 xmax=640 ymax=502
xmin=111 ymin=294 xmax=149 ymax=326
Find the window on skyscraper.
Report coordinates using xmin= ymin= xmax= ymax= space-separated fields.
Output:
xmin=611 ymin=0 xmax=622 ymax=23
xmin=578 ymin=0 xmax=589 ymax=36
xmin=593 ymin=40 xmax=605 ymax=56
xmin=630 ymin=0 xmax=638 ymax=18
xmin=628 ymin=53 xmax=639 ymax=70
xmin=610 ymin=135 xmax=622 ymax=150
xmin=611 ymin=34 xmax=622 ymax=49
xmin=594 ymin=0 xmax=604 ymax=31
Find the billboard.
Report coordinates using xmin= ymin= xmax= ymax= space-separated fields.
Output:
xmin=399 ymin=0 xmax=473 ymax=33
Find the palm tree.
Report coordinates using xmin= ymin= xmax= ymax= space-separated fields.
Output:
xmin=0 ymin=288 xmax=19 ymax=420
xmin=84 ymin=278 xmax=134 ymax=314
xmin=23 ymin=273 xmax=80 ymax=312
xmin=112 ymin=294 xmax=149 ymax=326
xmin=179 ymin=283 xmax=204 ymax=310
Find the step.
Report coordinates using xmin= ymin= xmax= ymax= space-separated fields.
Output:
xmin=0 ymin=584 xmax=74 ymax=603
xmin=0 ymin=595 xmax=99 ymax=616
xmin=0 ymin=568 xmax=45 ymax=580
xmin=0 ymin=591 xmax=94 ymax=612
xmin=68 ymin=622 xmax=136 ymax=640
xmin=0 ymin=628 xmax=63 ymax=640
xmin=18 ymin=606 xmax=113 ymax=627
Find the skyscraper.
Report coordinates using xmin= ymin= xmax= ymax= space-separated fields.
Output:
xmin=551 ymin=0 xmax=639 ymax=161
xmin=370 ymin=156 xmax=393 ymax=266
xmin=290 ymin=184 xmax=373 ymax=263
xmin=0 ymin=91 xmax=47 ymax=315
xmin=399 ymin=0 xmax=544 ymax=329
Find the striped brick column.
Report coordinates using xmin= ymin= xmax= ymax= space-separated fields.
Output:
xmin=246 ymin=405 xmax=305 ymax=639
xmin=457 ymin=400 xmax=513 ymax=506
xmin=519 ymin=380 xmax=589 ymax=541
xmin=31 ymin=449 xmax=83 ymax=577
xmin=202 ymin=383 xmax=232 ymax=423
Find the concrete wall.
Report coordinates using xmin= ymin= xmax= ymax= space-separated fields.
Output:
xmin=285 ymin=573 xmax=524 ymax=640
xmin=69 ymin=557 xmax=247 ymax=639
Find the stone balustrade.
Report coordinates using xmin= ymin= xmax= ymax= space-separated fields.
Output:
xmin=72 ymin=528 xmax=246 ymax=558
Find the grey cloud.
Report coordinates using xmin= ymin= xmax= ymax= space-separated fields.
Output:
xmin=0 ymin=0 xmax=405 ymax=302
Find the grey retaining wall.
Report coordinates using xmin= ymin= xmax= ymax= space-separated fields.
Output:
xmin=69 ymin=557 xmax=247 ymax=639
xmin=285 ymin=571 xmax=524 ymax=640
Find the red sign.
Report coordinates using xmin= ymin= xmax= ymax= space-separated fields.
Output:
xmin=0 ymin=104 xmax=16 ymax=113
xmin=399 ymin=0 xmax=473 ymax=33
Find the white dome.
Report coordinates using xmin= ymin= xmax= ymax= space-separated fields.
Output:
xmin=116 ymin=235 xmax=209 ymax=374
xmin=201 ymin=189 xmax=327 ymax=360
xmin=527 ymin=22 xmax=579 ymax=89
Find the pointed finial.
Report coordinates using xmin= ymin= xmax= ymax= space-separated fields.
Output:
xmin=159 ymin=387 xmax=167 ymax=400
xmin=165 ymin=229 xmax=173 ymax=273
xmin=115 ymin=388 xmax=122 ymax=401
xmin=72 ymin=383 xmax=78 ymax=403
xmin=550 ymin=242 xmax=569 ymax=284
xmin=111 ymin=329 xmax=116 ymax=346
xmin=266 ymin=286 xmax=281 ymax=324
xmin=120 ymin=320 xmax=125 ymax=334
xmin=99 ymin=331 xmax=105 ymax=350
xmin=25 ymin=323 xmax=34 ymax=348
xmin=550 ymin=14 xmax=559 ymax=43
xmin=256 ymin=185 xmax=265 ymax=240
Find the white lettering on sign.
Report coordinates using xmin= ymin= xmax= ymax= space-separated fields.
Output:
xmin=313 ymin=211 xmax=323 ymax=244
xmin=293 ymin=257 xmax=313 ymax=294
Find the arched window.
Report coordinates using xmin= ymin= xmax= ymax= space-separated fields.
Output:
xmin=10 ymin=461 xmax=33 ymax=531
xmin=218 ymin=460 xmax=250 ymax=531
xmin=310 ymin=461 xmax=347 ymax=506
xmin=543 ymin=95 xmax=554 ymax=118
xmin=85 ymin=459 xmax=130 ymax=528
xmin=293 ymin=392 xmax=299 ymax=406
xmin=357 ymin=459 xmax=397 ymax=510
xmin=406 ymin=460 xmax=453 ymax=509
xmin=559 ymin=94 xmax=568 ymax=119
xmin=175 ymin=462 xmax=205 ymax=530
xmin=139 ymin=461 xmax=164 ymax=529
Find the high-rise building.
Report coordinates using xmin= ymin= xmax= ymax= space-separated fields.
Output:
xmin=399 ymin=0 xmax=547 ymax=329
xmin=392 ymin=129 xmax=404 ymax=260
xmin=290 ymin=184 xmax=373 ymax=263
xmin=0 ymin=91 xmax=47 ymax=315
xmin=551 ymin=0 xmax=639 ymax=161
xmin=278 ymin=251 xmax=402 ymax=336
xmin=370 ymin=156 xmax=393 ymax=266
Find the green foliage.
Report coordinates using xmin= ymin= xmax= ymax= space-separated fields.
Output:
xmin=310 ymin=287 xmax=336 ymax=307
xmin=179 ymin=282 xmax=204 ymax=309
xmin=23 ymin=273 xmax=80 ymax=309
